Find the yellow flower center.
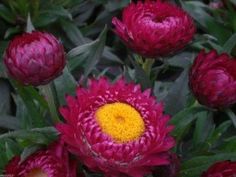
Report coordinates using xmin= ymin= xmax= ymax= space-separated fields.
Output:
xmin=25 ymin=168 xmax=47 ymax=177
xmin=95 ymin=102 xmax=145 ymax=143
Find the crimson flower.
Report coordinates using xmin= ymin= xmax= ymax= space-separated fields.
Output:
xmin=4 ymin=140 xmax=77 ymax=177
xmin=4 ymin=31 xmax=65 ymax=86
xmin=201 ymin=161 xmax=236 ymax=177
xmin=112 ymin=1 xmax=195 ymax=58
xmin=189 ymin=50 xmax=236 ymax=108
xmin=56 ymin=77 xmax=175 ymax=177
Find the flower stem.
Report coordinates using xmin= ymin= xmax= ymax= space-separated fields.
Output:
xmin=142 ymin=58 xmax=155 ymax=77
xmin=41 ymin=83 xmax=60 ymax=123
xmin=225 ymin=108 xmax=236 ymax=128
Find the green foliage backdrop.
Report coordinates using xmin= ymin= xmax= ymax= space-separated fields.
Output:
xmin=0 ymin=0 xmax=236 ymax=176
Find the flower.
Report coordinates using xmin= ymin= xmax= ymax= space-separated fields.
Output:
xmin=201 ymin=161 xmax=236 ymax=177
xmin=189 ymin=50 xmax=236 ymax=108
xmin=112 ymin=1 xmax=195 ymax=58
xmin=153 ymin=153 xmax=180 ymax=177
xmin=4 ymin=140 xmax=77 ymax=177
xmin=4 ymin=31 xmax=65 ymax=86
xmin=56 ymin=77 xmax=175 ymax=177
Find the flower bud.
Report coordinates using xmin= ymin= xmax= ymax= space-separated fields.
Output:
xmin=189 ymin=50 xmax=236 ymax=108
xmin=4 ymin=31 xmax=65 ymax=86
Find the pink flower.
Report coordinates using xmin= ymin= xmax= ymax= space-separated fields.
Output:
xmin=112 ymin=1 xmax=195 ymax=58
xmin=56 ymin=77 xmax=175 ymax=177
xmin=201 ymin=161 xmax=236 ymax=177
xmin=189 ymin=50 xmax=236 ymax=108
xmin=4 ymin=31 xmax=65 ymax=86
xmin=4 ymin=140 xmax=77 ymax=177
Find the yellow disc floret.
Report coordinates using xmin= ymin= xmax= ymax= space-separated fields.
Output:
xmin=95 ymin=102 xmax=145 ymax=143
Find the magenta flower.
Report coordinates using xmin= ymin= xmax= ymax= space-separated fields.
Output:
xmin=56 ymin=77 xmax=175 ymax=177
xmin=4 ymin=140 xmax=77 ymax=177
xmin=4 ymin=31 xmax=65 ymax=86
xmin=189 ymin=50 xmax=236 ymax=108
xmin=112 ymin=1 xmax=195 ymax=58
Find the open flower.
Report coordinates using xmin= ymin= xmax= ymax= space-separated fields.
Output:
xmin=4 ymin=31 xmax=65 ymax=86
xmin=189 ymin=50 xmax=236 ymax=108
xmin=4 ymin=140 xmax=77 ymax=177
xmin=201 ymin=161 xmax=236 ymax=177
xmin=112 ymin=1 xmax=195 ymax=58
xmin=57 ymin=77 xmax=175 ymax=177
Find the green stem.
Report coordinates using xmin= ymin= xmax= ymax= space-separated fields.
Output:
xmin=41 ymin=84 xmax=60 ymax=123
xmin=142 ymin=58 xmax=155 ymax=77
xmin=225 ymin=108 xmax=236 ymax=128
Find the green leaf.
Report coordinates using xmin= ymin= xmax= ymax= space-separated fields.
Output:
xmin=153 ymin=81 xmax=171 ymax=101
xmin=40 ymin=84 xmax=60 ymax=123
xmin=0 ymin=115 xmax=20 ymax=130
xmin=70 ymin=1 xmax=96 ymax=23
xmin=230 ymin=0 xmax=236 ymax=5
xmin=0 ymin=140 xmax=10 ymax=174
xmin=164 ymin=69 xmax=190 ymax=115
xmin=181 ymin=1 xmax=231 ymax=44
xmin=222 ymin=33 xmax=236 ymax=54
xmin=220 ymin=136 xmax=236 ymax=152
xmin=54 ymin=67 xmax=77 ymax=105
xmin=26 ymin=13 xmax=35 ymax=33
xmin=4 ymin=26 xmax=21 ymax=39
xmin=5 ymin=142 xmax=15 ymax=160
xmin=205 ymin=120 xmax=231 ymax=146
xmin=0 ymin=42 xmax=8 ymax=78
xmin=0 ymin=127 xmax=58 ymax=141
xmin=225 ymin=108 xmax=236 ymax=128
xmin=167 ymin=52 xmax=195 ymax=68
xmin=123 ymin=66 xmax=135 ymax=83
xmin=101 ymin=47 xmax=123 ymax=65
xmin=40 ymin=6 xmax=72 ymax=20
xmin=13 ymin=94 xmax=32 ymax=129
xmin=193 ymin=111 xmax=213 ymax=146
xmin=170 ymin=106 xmax=207 ymax=141
xmin=60 ymin=19 xmax=85 ymax=46
xmin=67 ymin=26 xmax=108 ymax=78
xmin=12 ymin=81 xmax=47 ymax=127
xmin=180 ymin=153 xmax=236 ymax=177
xmin=83 ymin=26 xmax=107 ymax=78
xmin=0 ymin=80 xmax=11 ymax=114
xmin=105 ymin=0 xmax=129 ymax=11
xmin=129 ymin=56 xmax=152 ymax=89
xmin=20 ymin=146 xmax=41 ymax=162
xmin=0 ymin=4 xmax=15 ymax=23
xmin=35 ymin=6 xmax=72 ymax=27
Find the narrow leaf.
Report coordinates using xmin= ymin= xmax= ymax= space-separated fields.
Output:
xmin=26 ymin=13 xmax=35 ymax=33
xmin=222 ymin=33 xmax=236 ymax=54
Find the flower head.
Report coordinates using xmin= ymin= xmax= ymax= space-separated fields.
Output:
xmin=4 ymin=31 xmax=65 ymax=86
xmin=57 ymin=77 xmax=175 ymax=177
xmin=4 ymin=140 xmax=77 ymax=177
xmin=201 ymin=161 xmax=236 ymax=177
xmin=112 ymin=1 xmax=195 ymax=58
xmin=189 ymin=50 xmax=236 ymax=108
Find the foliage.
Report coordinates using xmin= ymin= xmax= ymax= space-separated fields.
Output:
xmin=0 ymin=0 xmax=236 ymax=176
